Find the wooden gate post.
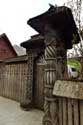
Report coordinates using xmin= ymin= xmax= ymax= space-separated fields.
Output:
xmin=43 ymin=24 xmax=67 ymax=125
xmin=20 ymin=50 xmax=36 ymax=110
xmin=20 ymin=35 xmax=45 ymax=110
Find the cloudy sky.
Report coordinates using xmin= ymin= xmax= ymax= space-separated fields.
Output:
xmin=0 ymin=0 xmax=71 ymax=45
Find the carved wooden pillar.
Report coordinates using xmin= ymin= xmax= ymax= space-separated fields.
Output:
xmin=43 ymin=24 xmax=67 ymax=125
xmin=20 ymin=36 xmax=45 ymax=110
xmin=20 ymin=50 xmax=35 ymax=109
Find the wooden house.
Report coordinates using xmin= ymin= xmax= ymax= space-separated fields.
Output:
xmin=0 ymin=33 xmax=17 ymax=60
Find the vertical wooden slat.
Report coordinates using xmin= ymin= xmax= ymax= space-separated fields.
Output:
xmin=34 ymin=64 xmax=44 ymax=110
xmin=0 ymin=62 xmax=28 ymax=102
xmin=80 ymin=100 xmax=83 ymax=125
xmin=63 ymin=98 xmax=67 ymax=125
xmin=58 ymin=98 xmax=63 ymax=125
xmin=73 ymin=99 xmax=79 ymax=125
xmin=68 ymin=99 xmax=73 ymax=125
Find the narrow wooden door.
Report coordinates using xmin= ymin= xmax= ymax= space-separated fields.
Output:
xmin=34 ymin=63 xmax=44 ymax=110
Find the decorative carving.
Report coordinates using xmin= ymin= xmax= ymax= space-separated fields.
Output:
xmin=20 ymin=51 xmax=35 ymax=109
xmin=43 ymin=24 xmax=67 ymax=125
xmin=26 ymin=54 xmax=34 ymax=100
xmin=26 ymin=5 xmax=80 ymax=125
xmin=21 ymin=48 xmax=45 ymax=110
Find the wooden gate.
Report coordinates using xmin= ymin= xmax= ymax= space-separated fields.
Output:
xmin=34 ymin=63 xmax=44 ymax=110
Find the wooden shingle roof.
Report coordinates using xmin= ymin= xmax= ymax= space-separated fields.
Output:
xmin=28 ymin=6 xmax=80 ymax=49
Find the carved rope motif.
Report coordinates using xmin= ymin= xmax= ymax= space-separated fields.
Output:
xmin=43 ymin=25 xmax=67 ymax=125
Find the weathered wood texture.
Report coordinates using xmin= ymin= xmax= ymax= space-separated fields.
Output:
xmin=80 ymin=101 xmax=83 ymax=125
xmin=58 ymin=98 xmax=63 ymax=125
xmin=0 ymin=61 xmax=44 ymax=110
xmin=58 ymin=97 xmax=83 ymax=125
xmin=34 ymin=63 xmax=44 ymax=110
xmin=0 ymin=62 xmax=28 ymax=102
xmin=68 ymin=99 xmax=73 ymax=125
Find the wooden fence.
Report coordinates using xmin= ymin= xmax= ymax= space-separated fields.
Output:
xmin=53 ymin=80 xmax=83 ymax=125
xmin=0 ymin=61 xmax=28 ymax=102
xmin=0 ymin=56 xmax=44 ymax=110
xmin=58 ymin=98 xmax=83 ymax=125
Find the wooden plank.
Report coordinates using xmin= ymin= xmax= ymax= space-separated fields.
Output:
xmin=73 ymin=99 xmax=79 ymax=125
xmin=80 ymin=100 xmax=83 ymax=125
xmin=68 ymin=99 xmax=73 ymax=125
xmin=62 ymin=98 xmax=68 ymax=125
xmin=58 ymin=98 xmax=63 ymax=125
xmin=34 ymin=64 xmax=44 ymax=110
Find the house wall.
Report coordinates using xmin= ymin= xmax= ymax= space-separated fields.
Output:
xmin=0 ymin=37 xmax=16 ymax=60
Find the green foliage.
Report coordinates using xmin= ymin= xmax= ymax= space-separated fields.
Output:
xmin=67 ymin=59 xmax=81 ymax=71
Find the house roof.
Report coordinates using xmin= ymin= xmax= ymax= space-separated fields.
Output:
xmin=13 ymin=45 xmax=26 ymax=56
xmin=0 ymin=33 xmax=17 ymax=56
xmin=28 ymin=5 xmax=80 ymax=49
xmin=4 ymin=55 xmax=27 ymax=63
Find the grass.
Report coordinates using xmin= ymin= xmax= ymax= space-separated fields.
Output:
xmin=67 ymin=59 xmax=81 ymax=72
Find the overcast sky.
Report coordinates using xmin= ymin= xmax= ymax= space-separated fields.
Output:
xmin=0 ymin=0 xmax=72 ymax=45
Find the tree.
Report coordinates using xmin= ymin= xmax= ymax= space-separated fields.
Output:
xmin=65 ymin=0 xmax=83 ymax=79
xmin=65 ymin=0 xmax=83 ymax=58
xmin=65 ymin=0 xmax=82 ymax=30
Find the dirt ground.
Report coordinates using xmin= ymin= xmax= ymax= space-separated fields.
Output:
xmin=0 ymin=97 xmax=44 ymax=125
